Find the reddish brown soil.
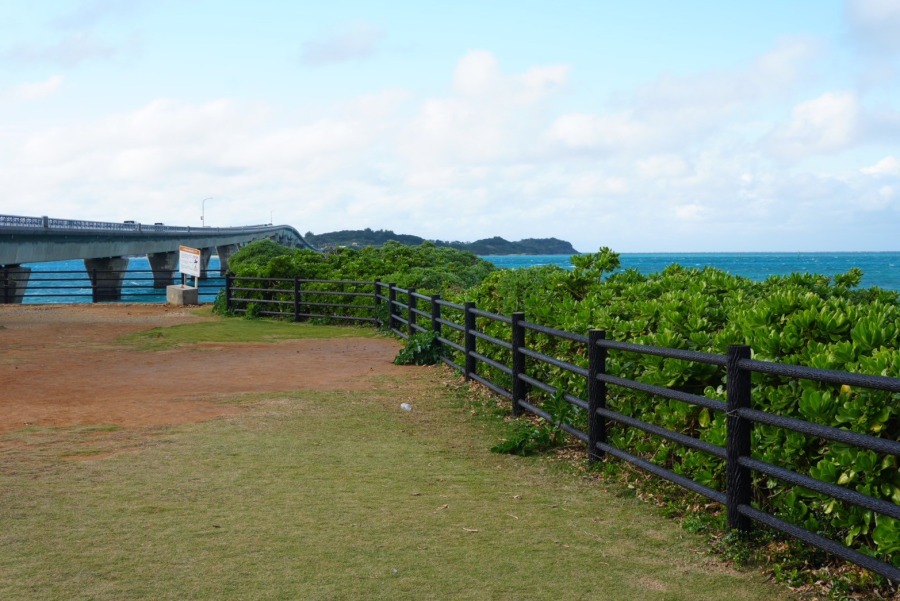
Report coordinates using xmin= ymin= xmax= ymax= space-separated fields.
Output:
xmin=0 ymin=304 xmax=404 ymax=435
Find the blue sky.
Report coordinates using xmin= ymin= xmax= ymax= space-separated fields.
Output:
xmin=1 ymin=0 xmax=899 ymax=252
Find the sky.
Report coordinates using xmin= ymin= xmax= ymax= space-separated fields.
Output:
xmin=1 ymin=0 xmax=899 ymax=252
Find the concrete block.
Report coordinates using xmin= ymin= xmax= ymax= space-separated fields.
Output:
xmin=167 ymin=284 xmax=199 ymax=306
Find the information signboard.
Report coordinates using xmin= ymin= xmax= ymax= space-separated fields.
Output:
xmin=179 ymin=245 xmax=201 ymax=279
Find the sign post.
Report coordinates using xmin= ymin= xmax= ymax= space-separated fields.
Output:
xmin=166 ymin=245 xmax=201 ymax=305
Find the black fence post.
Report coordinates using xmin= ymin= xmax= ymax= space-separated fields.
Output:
xmin=388 ymin=283 xmax=397 ymax=333
xmin=588 ymin=329 xmax=607 ymax=464
xmin=225 ymin=274 xmax=233 ymax=312
xmin=511 ymin=312 xmax=526 ymax=416
xmin=293 ymin=277 xmax=301 ymax=322
xmin=408 ymin=288 xmax=417 ymax=337
xmin=464 ymin=301 xmax=476 ymax=381
xmin=431 ymin=294 xmax=442 ymax=353
xmin=2 ymin=269 xmax=9 ymax=304
xmin=726 ymin=345 xmax=753 ymax=533
xmin=374 ymin=281 xmax=382 ymax=327
xmin=430 ymin=295 xmax=441 ymax=334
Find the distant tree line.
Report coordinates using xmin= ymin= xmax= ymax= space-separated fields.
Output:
xmin=302 ymin=228 xmax=579 ymax=255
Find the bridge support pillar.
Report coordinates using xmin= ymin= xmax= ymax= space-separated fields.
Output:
xmin=147 ymin=251 xmax=178 ymax=289
xmin=215 ymin=244 xmax=238 ymax=275
xmin=1 ymin=265 xmax=32 ymax=304
xmin=84 ymin=257 xmax=129 ymax=302
xmin=200 ymin=248 xmax=214 ymax=279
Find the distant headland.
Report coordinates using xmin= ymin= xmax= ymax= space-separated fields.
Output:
xmin=303 ymin=229 xmax=580 ymax=255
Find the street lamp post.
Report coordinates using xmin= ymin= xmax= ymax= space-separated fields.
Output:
xmin=201 ymin=197 xmax=213 ymax=227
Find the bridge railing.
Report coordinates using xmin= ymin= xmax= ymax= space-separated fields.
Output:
xmin=0 ymin=213 xmax=277 ymax=234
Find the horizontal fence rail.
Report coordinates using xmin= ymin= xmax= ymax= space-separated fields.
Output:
xmin=2 ymin=268 xmax=225 ymax=303
xmin=226 ymin=275 xmax=379 ymax=324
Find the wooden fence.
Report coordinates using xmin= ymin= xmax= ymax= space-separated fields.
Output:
xmin=225 ymin=277 xmax=900 ymax=583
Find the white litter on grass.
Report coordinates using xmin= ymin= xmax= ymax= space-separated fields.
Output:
xmin=400 ymin=403 xmax=412 ymax=411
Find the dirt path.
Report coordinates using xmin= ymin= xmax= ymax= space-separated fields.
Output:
xmin=0 ymin=304 xmax=404 ymax=434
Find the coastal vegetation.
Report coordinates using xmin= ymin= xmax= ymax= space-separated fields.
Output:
xmin=302 ymin=228 xmax=579 ymax=255
xmin=226 ymin=239 xmax=495 ymax=293
xmin=461 ymin=249 xmax=900 ymax=578
xmin=222 ymin=240 xmax=900 ymax=587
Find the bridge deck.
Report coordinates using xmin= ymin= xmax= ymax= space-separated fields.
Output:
xmin=0 ymin=214 xmax=316 ymax=303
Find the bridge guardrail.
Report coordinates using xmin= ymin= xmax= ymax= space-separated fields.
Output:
xmin=0 ymin=213 xmax=318 ymax=267
xmin=0 ymin=213 xmax=276 ymax=234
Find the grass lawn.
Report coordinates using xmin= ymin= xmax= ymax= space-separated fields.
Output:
xmin=0 ymin=321 xmax=794 ymax=600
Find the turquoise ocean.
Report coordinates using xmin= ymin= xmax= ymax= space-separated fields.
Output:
xmin=14 ymin=252 xmax=900 ymax=303
xmin=486 ymin=252 xmax=900 ymax=291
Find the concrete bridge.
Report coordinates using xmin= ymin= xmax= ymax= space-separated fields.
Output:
xmin=0 ymin=214 xmax=316 ymax=302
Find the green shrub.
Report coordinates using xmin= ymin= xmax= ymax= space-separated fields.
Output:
xmin=227 ymin=240 xmax=494 ymax=295
xmin=394 ymin=331 xmax=442 ymax=365
xmin=211 ymin=289 xmax=232 ymax=316
xmin=244 ymin=302 xmax=261 ymax=320
xmin=456 ymin=247 xmax=900 ymax=566
xmin=490 ymin=421 xmax=553 ymax=456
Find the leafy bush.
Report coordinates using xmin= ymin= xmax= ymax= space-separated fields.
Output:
xmin=211 ymin=289 xmax=232 ymax=316
xmin=455 ymin=248 xmax=900 ymax=566
xmin=490 ymin=421 xmax=553 ymax=456
xmin=394 ymin=331 xmax=443 ymax=366
xmin=244 ymin=302 xmax=262 ymax=320
xmin=227 ymin=239 xmax=494 ymax=294
xmin=225 ymin=240 xmax=496 ymax=322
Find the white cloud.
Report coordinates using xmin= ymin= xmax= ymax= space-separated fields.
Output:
xmin=399 ymin=51 xmax=570 ymax=169
xmin=5 ymin=99 xmax=258 ymax=217
xmin=516 ymin=65 xmax=570 ymax=103
xmin=637 ymin=155 xmax=688 ymax=179
xmin=453 ymin=51 xmax=500 ymax=96
xmin=548 ymin=112 xmax=653 ymax=152
xmin=301 ymin=23 xmax=385 ymax=66
xmin=6 ymin=75 xmax=64 ymax=101
xmin=402 ymin=96 xmax=509 ymax=164
xmin=674 ymin=203 xmax=705 ymax=221
xmin=549 ymin=37 xmax=821 ymax=159
xmin=862 ymin=156 xmax=900 ymax=176
xmin=766 ymin=91 xmax=862 ymax=160
xmin=568 ymin=174 xmax=629 ymax=198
